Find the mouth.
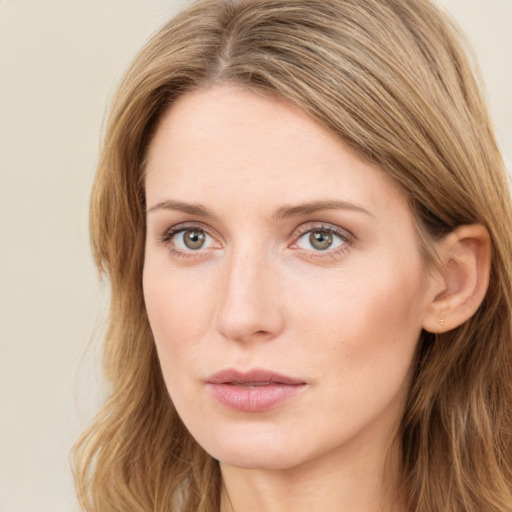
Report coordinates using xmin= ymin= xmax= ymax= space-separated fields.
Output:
xmin=230 ymin=382 xmax=283 ymax=388
xmin=206 ymin=369 xmax=307 ymax=412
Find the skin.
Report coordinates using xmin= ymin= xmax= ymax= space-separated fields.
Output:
xmin=143 ymin=85 xmax=442 ymax=512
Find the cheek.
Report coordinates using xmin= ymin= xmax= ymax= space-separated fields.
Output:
xmin=143 ymin=262 xmax=215 ymax=375
xmin=291 ymin=259 xmax=427 ymax=385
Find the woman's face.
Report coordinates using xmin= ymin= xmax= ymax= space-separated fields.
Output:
xmin=143 ymin=85 xmax=436 ymax=471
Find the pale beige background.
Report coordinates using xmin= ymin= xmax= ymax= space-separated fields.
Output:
xmin=0 ymin=1 xmax=510 ymax=511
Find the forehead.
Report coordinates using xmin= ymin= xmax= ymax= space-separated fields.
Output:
xmin=144 ymin=85 xmax=406 ymax=217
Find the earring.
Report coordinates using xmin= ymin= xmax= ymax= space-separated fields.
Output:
xmin=439 ymin=317 xmax=445 ymax=327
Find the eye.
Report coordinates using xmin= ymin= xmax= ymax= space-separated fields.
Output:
xmin=176 ymin=229 xmax=209 ymax=250
xmin=295 ymin=227 xmax=348 ymax=252
xmin=163 ymin=226 xmax=217 ymax=252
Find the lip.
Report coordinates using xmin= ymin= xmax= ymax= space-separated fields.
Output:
xmin=206 ymin=369 xmax=307 ymax=412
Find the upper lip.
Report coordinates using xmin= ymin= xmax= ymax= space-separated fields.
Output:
xmin=207 ymin=369 xmax=305 ymax=385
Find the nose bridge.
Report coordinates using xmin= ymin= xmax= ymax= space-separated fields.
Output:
xmin=215 ymin=242 xmax=283 ymax=342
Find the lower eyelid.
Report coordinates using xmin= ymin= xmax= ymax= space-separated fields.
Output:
xmin=293 ymin=242 xmax=352 ymax=261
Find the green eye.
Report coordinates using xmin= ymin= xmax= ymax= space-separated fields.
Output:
xmin=182 ymin=230 xmax=206 ymax=250
xmin=296 ymin=228 xmax=346 ymax=252
xmin=309 ymin=230 xmax=333 ymax=250
xmin=172 ymin=229 xmax=212 ymax=251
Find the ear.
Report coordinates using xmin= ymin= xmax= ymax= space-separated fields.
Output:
xmin=422 ymin=224 xmax=491 ymax=333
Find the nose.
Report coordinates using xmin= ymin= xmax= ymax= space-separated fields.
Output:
xmin=214 ymin=247 xmax=285 ymax=343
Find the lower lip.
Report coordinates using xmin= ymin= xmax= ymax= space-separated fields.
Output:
xmin=208 ymin=383 xmax=306 ymax=412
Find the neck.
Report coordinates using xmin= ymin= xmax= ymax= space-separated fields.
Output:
xmin=219 ymin=433 xmax=406 ymax=512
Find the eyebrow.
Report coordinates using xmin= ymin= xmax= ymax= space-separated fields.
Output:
xmin=273 ymin=199 xmax=375 ymax=220
xmin=147 ymin=200 xmax=214 ymax=217
xmin=147 ymin=198 xmax=374 ymax=219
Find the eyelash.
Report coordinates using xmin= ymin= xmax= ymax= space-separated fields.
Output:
xmin=292 ymin=224 xmax=353 ymax=260
xmin=158 ymin=222 xmax=354 ymax=260
xmin=158 ymin=223 xmax=216 ymax=259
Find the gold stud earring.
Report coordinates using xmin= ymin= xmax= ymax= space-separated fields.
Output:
xmin=439 ymin=317 xmax=445 ymax=327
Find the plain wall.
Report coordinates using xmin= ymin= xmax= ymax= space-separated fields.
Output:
xmin=0 ymin=1 xmax=510 ymax=511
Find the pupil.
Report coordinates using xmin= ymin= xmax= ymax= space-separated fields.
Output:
xmin=184 ymin=230 xmax=205 ymax=250
xmin=310 ymin=230 xmax=332 ymax=250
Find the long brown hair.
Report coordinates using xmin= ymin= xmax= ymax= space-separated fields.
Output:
xmin=73 ymin=1 xmax=512 ymax=510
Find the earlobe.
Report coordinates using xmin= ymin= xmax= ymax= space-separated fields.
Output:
xmin=422 ymin=224 xmax=491 ymax=333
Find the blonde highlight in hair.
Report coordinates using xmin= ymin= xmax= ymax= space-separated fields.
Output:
xmin=73 ymin=1 xmax=512 ymax=510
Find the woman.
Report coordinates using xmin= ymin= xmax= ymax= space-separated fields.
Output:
xmin=73 ymin=0 xmax=512 ymax=511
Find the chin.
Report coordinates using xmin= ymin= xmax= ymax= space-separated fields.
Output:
xmin=213 ymin=445 xmax=305 ymax=471
xmin=193 ymin=424 xmax=317 ymax=471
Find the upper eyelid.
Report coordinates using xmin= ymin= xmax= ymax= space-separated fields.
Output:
xmin=159 ymin=222 xmax=218 ymax=240
xmin=292 ymin=222 xmax=354 ymax=241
